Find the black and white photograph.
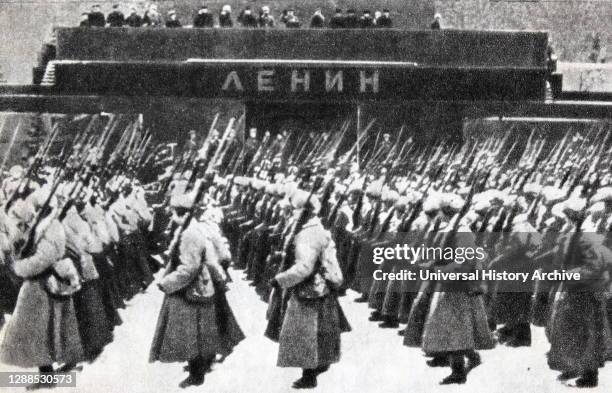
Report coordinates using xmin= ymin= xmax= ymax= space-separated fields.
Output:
xmin=0 ymin=1 xmax=611 ymax=392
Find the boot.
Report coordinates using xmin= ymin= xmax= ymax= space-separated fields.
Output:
xmin=426 ymin=356 xmax=449 ymax=368
xmin=502 ymin=323 xmax=530 ymax=347
xmin=496 ymin=324 xmax=512 ymax=343
xmin=465 ymin=351 xmax=482 ymax=371
xmin=292 ymin=369 xmax=317 ymax=389
xmin=313 ymin=365 xmax=329 ymax=376
xmin=368 ymin=311 xmax=384 ymax=321
xmin=26 ymin=366 xmax=56 ymax=391
xmin=575 ymin=370 xmax=598 ymax=388
xmin=379 ymin=316 xmax=399 ymax=328
xmin=179 ymin=374 xmax=204 ymax=389
xmin=179 ymin=356 xmax=211 ymax=388
xmin=511 ymin=323 xmax=532 ymax=347
xmin=440 ymin=353 xmax=466 ymax=385
xmin=397 ymin=328 xmax=406 ymax=336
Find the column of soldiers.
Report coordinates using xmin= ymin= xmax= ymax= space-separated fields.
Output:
xmin=0 ymin=116 xmax=165 ymax=389
xmin=208 ymin=120 xmax=612 ymax=388
xmin=2 ymin=112 xmax=612 ymax=390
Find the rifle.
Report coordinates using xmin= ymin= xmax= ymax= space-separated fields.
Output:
xmin=163 ymin=172 xmax=217 ymax=273
xmin=4 ymin=122 xmax=61 ymax=212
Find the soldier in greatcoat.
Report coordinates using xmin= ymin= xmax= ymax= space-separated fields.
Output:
xmin=0 ymin=196 xmax=84 ymax=389
xmin=149 ymin=193 xmax=244 ymax=388
xmin=269 ymin=191 xmax=350 ymax=389
xmin=420 ymin=193 xmax=494 ymax=384
xmin=546 ymin=196 xmax=612 ymax=388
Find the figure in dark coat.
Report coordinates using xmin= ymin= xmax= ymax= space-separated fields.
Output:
xmin=238 ymin=7 xmax=258 ymax=28
xmin=193 ymin=6 xmax=214 ymax=28
xmin=107 ymin=5 xmax=125 ymax=27
xmin=284 ymin=10 xmax=301 ymax=29
xmin=143 ymin=5 xmax=163 ymax=27
xmin=219 ymin=5 xmax=233 ymax=28
xmin=344 ymin=9 xmax=360 ymax=28
xmin=329 ymin=9 xmax=344 ymax=28
xmin=360 ymin=11 xmax=374 ymax=28
xmin=310 ymin=9 xmax=325 ymax=28
xmin=376 ymin=9 xmax=392 ymax=28
xmin=258 ymin=6 xmax=275 ymax=28
xmin=125 ymin=8 xmax=143 ymax=27
xmin=165 ymin=11 xmax=182 ymax=28
xmin=431 ymin=14 xmax=442 ymax=30
xmin=79 ymin=12 xmax=90 ymax=27
xmin=88 ymin=5 xmax=106 ymax=27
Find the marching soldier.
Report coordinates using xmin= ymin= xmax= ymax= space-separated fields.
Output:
xmin=487 ymin=208 xmax=541 ymax=347
xmin=57 ymin=186 xmax=113 ymax=363
xmin=269 ymin=190 xmax=350 ymax=389
xmin=419 ymin=193 xmax=494 ymax=384
xmin=546 ymin=196 xmax=612 ymax=387
xmin=0 ymin=194 xmax=85 ymax=389
xmin=149 ymin=190 xmax=244 ymax=388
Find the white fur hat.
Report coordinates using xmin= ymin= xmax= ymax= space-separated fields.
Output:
xmin=8 ymin=199 xmax=35 ymax=223
xmin=290 ymin=190 xmax=321 ymax=214
xmin=542 ymin=186 xmax=565 ymax=204
xmin=442 ymin=193 xmax=464 ymax=211
xmin=523 ymin=182 xmax=542 ymax=195
xmin=9 ymin=165 xmax=24 ymax=179
xmin=423 ymin=193 xmax=442 ymax=213
xmin=563 ymin=196 xmax=586 ymax=213
xmin=170 ymin=192 xmax=196 ymax=209
xmin=591 ymin=186 xmax=612 ymax=203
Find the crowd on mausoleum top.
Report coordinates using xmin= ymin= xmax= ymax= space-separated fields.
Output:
xmin=79 ymin=3 xmax=443 ymax=29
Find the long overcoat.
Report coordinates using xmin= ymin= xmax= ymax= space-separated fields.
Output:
xmin=420 ymin=225 xmax=495 ymax=353
xmin=149 ymin=221 xmax=244 ymax=363
xmin=0 ymin=216 xmax=84 ymax=367
xmin=547 ymin=234 xmax=612 ymax=373
xmin=275 ymin=217 xmax=350 ymax=368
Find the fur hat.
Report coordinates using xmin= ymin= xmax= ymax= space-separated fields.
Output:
xmin=9 ymin=165 xmax=24 ymax=179
xmin=423 ymin=193 xmax=442 ymax=213
xmin=170 ymin=192 xmax=196 ymax=210
xmin=9 ymin=199 xmax=35 ymax=223
xmin=542 ymin=186 xmax=565 ymax=204
xmin=441 ymin=193 xmax=464 ymax=211
xmin=290 ymin=190 xmax=321 ymax=214
xmin=591 ymin=186 xmax=612 ymax=203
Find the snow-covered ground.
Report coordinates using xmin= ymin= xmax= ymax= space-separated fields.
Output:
xmin=1 ymin=268 xmax=610 ymax=393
